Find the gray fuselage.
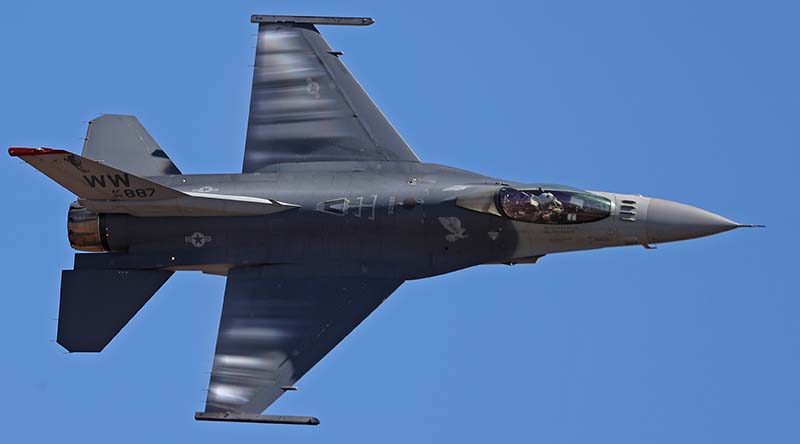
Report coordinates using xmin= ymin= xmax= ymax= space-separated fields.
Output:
xmin=75 ymin=161 xmax=730 ymax=280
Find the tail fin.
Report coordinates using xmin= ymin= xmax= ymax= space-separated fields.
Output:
xmin=82 ymin=114 xmax=181 ymax=176
xmin=8 ymin=147 xmax=184 ymax=201
xmin=58 ymin=269 xmax=173 ymax=352
xmin=9 ymin=147 xmax=299 ymax=216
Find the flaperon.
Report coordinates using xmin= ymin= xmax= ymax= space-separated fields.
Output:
xmin=9 ymin=15 xmax=760 ymax=425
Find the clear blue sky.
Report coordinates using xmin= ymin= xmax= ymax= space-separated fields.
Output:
xmin=1 ymin=1 xmax=797 ymax=442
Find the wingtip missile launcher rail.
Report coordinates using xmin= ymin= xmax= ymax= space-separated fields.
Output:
xmin=250 ymin=14 xmax=374 ymax=26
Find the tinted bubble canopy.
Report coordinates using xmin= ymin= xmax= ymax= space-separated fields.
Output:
xmin=499 ymin=187 xmax=611 ymax=224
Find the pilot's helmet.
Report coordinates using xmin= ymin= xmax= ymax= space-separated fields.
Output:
xmin=539 ymin=192 xmax=556 ymax=205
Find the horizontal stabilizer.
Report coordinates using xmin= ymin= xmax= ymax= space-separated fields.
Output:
xmin=58 ymin=269 xmax=173 ymax=352
xmin=10 ymin=147 xmax=299 ymax=216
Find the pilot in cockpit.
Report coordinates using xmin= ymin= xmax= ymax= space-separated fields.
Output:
xmin=498 ymin=187 xmax=611 ymax=224
xmin=535 ymin=191 xmax=563 ymax=222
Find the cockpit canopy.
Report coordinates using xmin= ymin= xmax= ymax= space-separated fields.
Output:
xmin=498 ymin=187 xmax=611 ymax=224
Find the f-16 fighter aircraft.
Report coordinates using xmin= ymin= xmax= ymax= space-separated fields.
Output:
xmin=9 ymin=15 xmax=760 ymax=425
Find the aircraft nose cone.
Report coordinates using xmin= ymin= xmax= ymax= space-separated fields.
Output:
xmin=646 ymin=198 xmax=739 ymax=243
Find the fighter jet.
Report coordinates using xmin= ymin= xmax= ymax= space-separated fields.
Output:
xmin=9 ymin=15 xmax=760 ymax=425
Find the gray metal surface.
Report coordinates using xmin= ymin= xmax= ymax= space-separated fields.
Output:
xmin=57 ymin=269 xmax=173 ymax=352
xmin=205 ymin=266 xmax=402 ymax=414
xmin=9 ymin=148 xmax=299 ymax=217
xmin=195 ymin=412 xmax=320 ymax=425
xmin=82 ymin=114 xmax=180 ymax=176
xmin=242 ymin=20 xmax=419 ymax=172
xmin=251 ymin=15 xmax=373 ymax=26
xmin=10 ymin=147 xmax=183 ymax=201
xmin=646 ymin=198 xmax=739 ymax=243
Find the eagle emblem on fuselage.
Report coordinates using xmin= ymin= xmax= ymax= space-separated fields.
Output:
xmin=438 ymin=217 xmax=468 ymax=242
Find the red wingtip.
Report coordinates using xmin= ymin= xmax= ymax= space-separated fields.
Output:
xmin=8 ymin=147 xmax=70 ymax=157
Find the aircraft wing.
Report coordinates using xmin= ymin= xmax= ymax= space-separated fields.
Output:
xmin=242 ymin=15 xmax=419 ymax=172
xmin=199 ymin=265 xmax=403 ymax=421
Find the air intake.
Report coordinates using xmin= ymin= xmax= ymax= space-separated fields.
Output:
xmin=619 ymin=199 xmax=638 ymax=222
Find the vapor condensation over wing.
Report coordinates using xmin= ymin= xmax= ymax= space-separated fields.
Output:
xmin=242 ymin=23 xmax=419 ymax=172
